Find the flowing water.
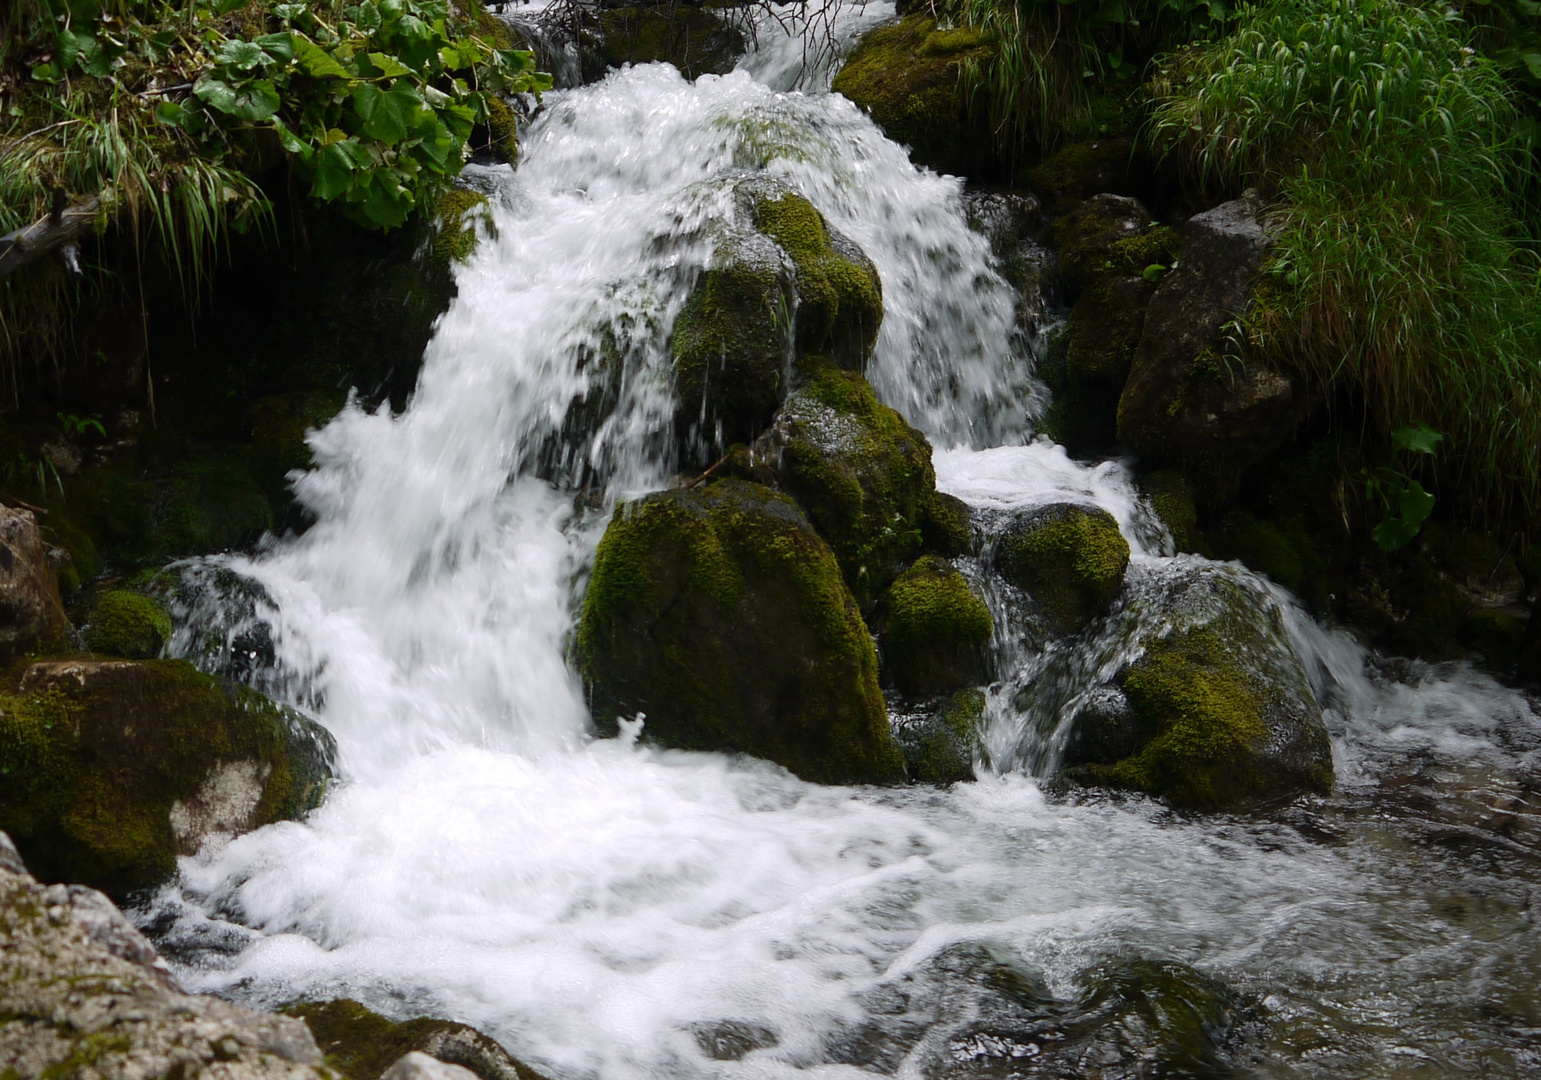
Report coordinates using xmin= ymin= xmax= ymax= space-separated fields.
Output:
xmin=144 ymin=7 xmax=1541 ymax=1078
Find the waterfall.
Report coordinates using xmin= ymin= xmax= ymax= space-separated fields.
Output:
xmin=150 ymin=10 xmax=1541 ymax=1079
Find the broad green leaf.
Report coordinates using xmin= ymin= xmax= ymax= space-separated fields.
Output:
xmin=256 ymin=33 xmax=297 ymax=64
xmin=1371 ymin=514 xmax=1420 ymax=551
xmin=154 ymin=100 xmax=188 ymax=125
xmin=217 ymin=40 xmax=271 ymax=71
xmin=273 ymin=119 xmax=313 ymax=158
xmin=312 ymin=141 xmax=359 ymax=199
xmin=295 ymin=38 xmax=351 ymax=79
xmin=1142 ymin=263 xmax=1167 ymax=282
xmin=365 ymin=51 xmax=414 ymax=78
xmin=1524 ymin=50 xmax=1541 ymax=81
xmin=195 ymin=75 xmax=282 ymax=122
xmin=1393 ymin=478 xmax=1436 ymax=528
xmin=30 ymin=62 xmax=58 ymax=83
xmin=439 ymin=101 xmax=475 ymax=145
xmin=1390 ymin=424 xmax=1443 ymax=455
xmin=274 ymin=3 xmax=308 ymax=21
xmin=356 ymin=83 xmax=423 ymax=144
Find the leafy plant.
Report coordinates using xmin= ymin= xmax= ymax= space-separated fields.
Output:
xmin=1148 ymin=0 xmax=1541 ymax=521
xmin=1361 ymin=424 xmax=1442 ymax=550
xmin=57 ymin=411 xmax=105 ymax=437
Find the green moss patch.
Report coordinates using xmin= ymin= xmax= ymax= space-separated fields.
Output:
xmin=831 ymin=14 xmax=997 ymax=176
xmin=284 ymin=999 xmax=552 ymax=1080
xmin=756 ymin=370 xmax=937 ymax=609
xmin=0 ymin=658 xmax=335 ymax=896
xmin=995 ymin=504 xmax=1129 ymax=633
xmin=578 ymin=478 xmax=902 ymax=785
xmin=878 ymin=556 xmax=991 ymax=697
xmin=83 ymin=591 xmax=173 ymax=659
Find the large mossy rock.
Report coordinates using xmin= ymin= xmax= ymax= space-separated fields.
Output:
xmin=1 ymin=831 xmax=329 ymax=1080
xmin=672 ymin=181 xmax=883 ymax=452
xmin=993 ymin=503 xmax=1130 ymax=635
xmin=584 ymin=4 xmax=745 ymax=80
xmin=751 ymin=370 xmax=941 ymax=609
xmin=1061 ymin=563 xmax=1334 ymax=809
xmin=831 ymin=14 xmax=997 ymax=177
xmin=1117 ymin=193 xmax=1305 ymax=489
xmin=0 ymin=658 xmax=336 ymax=896
xmin=577 ymin=478 xmax=902 ymax=784
xmin=875 ymin=556 xmax=992 ymax=697
xmin=284 ymin=999 xmax=552 ymax=1080
xmin=890 ymin=687 xmax=985 ymax=784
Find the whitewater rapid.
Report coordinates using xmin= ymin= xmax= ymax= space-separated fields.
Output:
xmin=149 ymin=8 xmax=1541 ymax=1078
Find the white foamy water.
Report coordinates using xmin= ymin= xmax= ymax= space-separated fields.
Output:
xmin=153 ymin=17 xmax=1541 ymax=1080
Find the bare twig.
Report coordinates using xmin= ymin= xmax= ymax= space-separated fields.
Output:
xmin=0 ymin=195 xmax=103 ymax=278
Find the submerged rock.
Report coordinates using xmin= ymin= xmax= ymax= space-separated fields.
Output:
xmin=993 ymin=503 xmax=1130 ymax=635
xmin=1118 ymin=193 xmax=1305 ymax=486
xmin=672 ymin=181 xmax=882 ymax=453
xmin=577 ymin=478 xmax=902 ymax=784
xmin=1062 ymin=562 xmax=1334 ymax=808
xmin=0 ymin=658 xmax=336 ymax=895
xmin=750 ymin=370 xmax=942 ymax=609
xmin=284 ymin=999 xmax=552 ymax=1080
xmin=831 ymin=14 xmax=996 ymax=177
xmin=582 ymin=4 xmax=746 ymax=81
xmin=891 ymin=687 xmax=985 ymax=784
xmin=875 ymin=556 xmax=992 ymax=698
xmin=0 ymin=830 xmax=327 ymax=1080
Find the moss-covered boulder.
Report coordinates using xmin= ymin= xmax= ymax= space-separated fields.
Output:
xmin=577 ymin=478 xmax=902 ymax=784
xmin=0 ymin=658 xmax=336 ymax=896
xmin=1049 ymin=194 xmax=1177 ymax=298
xmin=875 ymin=556 xmax=992 ymax=697
xmin=672 ymin=181 xmax=882 ymax=454
xmin=1023 ymin=137 xmax=1141 ymax=205
xmin=890 ymin=687 xmax=984 ymax=784
xmin=283 ymin=999 xmax=551 ymax=1080
xmin=584 ymin=4 xmax=745 ymax=80
xmin=831 ymin=14 xmax=997 ymax=177
xmin=249 ymin=388 xmax=349 ymax=519
xmin=1061 ymin=563 xmax=1333 ymax=809
xmin=83 ymin=590 xmax=173 ymax=659
xmin=993 ymin=503 xmax=1130 ymax=635
xmin=921 ymin=490 xmax=974 ymax=557
xmin=751 ymin=370 xmax=941 ymax=609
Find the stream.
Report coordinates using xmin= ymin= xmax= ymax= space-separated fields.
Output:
xmin=140 ymin=5 xmax=1541 ymax=1077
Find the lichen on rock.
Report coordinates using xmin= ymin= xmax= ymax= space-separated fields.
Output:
xmin=577 ymin=478 xmax=902 ymax=785
xmin=750 ymin=370 xmax=936 ymax=609
xmin=993 ymin=503 xmax=1130 ymax=634
xmin=0 ymin=658 xmax=336 ymax=896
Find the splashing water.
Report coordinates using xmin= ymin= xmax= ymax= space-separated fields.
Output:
xmin=151 ymin=16 xmax=1541 ymax=1080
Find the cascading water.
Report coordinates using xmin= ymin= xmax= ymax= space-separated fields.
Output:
xmin=147 ymin=6 xmax=1541 ymax=1077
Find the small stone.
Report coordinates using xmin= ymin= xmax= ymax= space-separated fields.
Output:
xmin=381 ymin=1052 xmax=482 ymax=1080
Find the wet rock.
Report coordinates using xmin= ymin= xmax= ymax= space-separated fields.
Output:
xmin=0 ymin=831 xmax=328 ymax=1080
xmin=1041 ymin=195 xmax=1179 ymax=450
xmin=0 ymin=505 xmax=67 ymax=652
xmin=962 ymin=190 xmax=1053 ymax=329
xmin=1139 ymin=469 xmax=1206 ymax=554
xmin=672 ymin=180 xmax=883 ymax=454
xmin=577 ymin=478 xmax=902 ymax=784
xmin=923 ymin=491 xmax=975 ymax=558
xmin=1023 ymin=136 xmax=1141 ymax=204
xmin=993 ymin=503 xmax=1130 ymax=635
xmin=690 ymin=1020 xmax=780 ymax=1061
xmin=249 ymin=388 xmax=349 ymax=525
xmin=875 ymin=556 xmax=992 ymax=698
xmin=1117 ymin=193 xmax=1305 ymax=484
xmin=0 ymin=658 xmax=336 ymax=896
xmin=828 ymin=941 xmax=1249 ymax=1078
xmin=831 ymin=15 xmax=997 ymax=177
xmin=583 ymin=4 xmax=746 ymax=81
xmin=750 ymin=370 xmax=940 ymax=609
xmin=891 ymin=688 xmax=985 ymax=784
xmin=82 ymin=589 xmax=173 ymax=659
xmin=382 ymin=1053 xmax=479 ymax=1080
xmin=1062 ymin=562 xmax=1334 ymax=809
xmin=284 ymin=999 xmax=552 ymax=1080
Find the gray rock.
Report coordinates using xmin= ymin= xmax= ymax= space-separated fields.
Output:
xmin=0 ymin=505 xmax=67 ymax=650
xmin=0 ymin=832 xmax=327 ymax=1080
xmin=381 ymin=1053 xmax=481 ymax=1080
xmin=1117 ymin=193 xmax=1305 ymax=484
